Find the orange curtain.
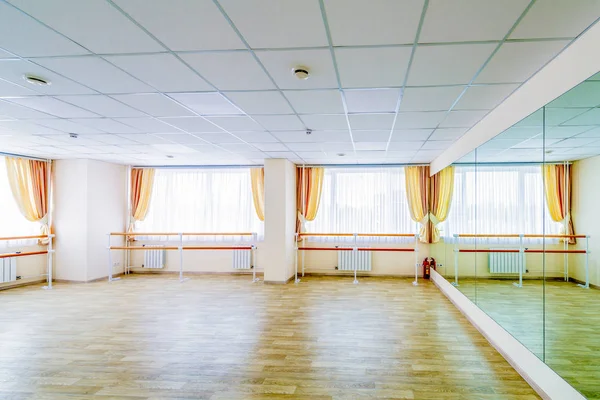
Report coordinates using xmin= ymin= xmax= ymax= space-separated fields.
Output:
xmin=296 ymin=167 xmax=324 ymax=240
xmin=5 ymin=157 xmax=50 ymax=243
xmin=428 ymin=167 xmax=455 ymax=243
xmin=543 ymin=164 xmax=575 ymax=244
xmin=129 ymin=168 xmax=155 ymax=234
xmin=405 ymin=166 xmax=430 ymax=243
xmin=250 ymin=168 xmax=265 ymax=221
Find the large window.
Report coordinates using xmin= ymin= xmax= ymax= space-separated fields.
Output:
xmin=137 ymin=168 xmax=263 ymax=241
xmin=304 ymin=167 xmax=415 ymax=242
xmin=0 ymin=157 xmax=40 ymax=248
xmin=442 ymin=165 xmax=562 ymax=241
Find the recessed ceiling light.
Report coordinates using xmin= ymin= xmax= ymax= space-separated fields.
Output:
xmin=292 ymin=66 xmax=310 ymax=80
xmin=337 ymin=153 xmax=346 ymax=157
xmin=23 ymin=74 xmax=51 ymax=86
xmin=545 ymin=150 xmax=553 ymax=154
xmin=166 ymin=155 xmax=174 ymax=159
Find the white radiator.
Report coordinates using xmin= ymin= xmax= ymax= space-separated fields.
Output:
xmin=1 ymin=257 xmax=17 ymax=283
xmin=337 ymin=247 xmax=372 ymax=271
xmin=232 ymin=249 xmax=252 ymax=270
xmin=143 ymin=245 xmax=165 ymax=269
xmin=489 ymin=249 xmax=525 ymax=274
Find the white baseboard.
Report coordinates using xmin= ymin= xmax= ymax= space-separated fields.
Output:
xmin=431 ymin=269 xmax=584 ymax=400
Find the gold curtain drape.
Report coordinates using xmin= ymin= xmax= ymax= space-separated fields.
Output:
xmin=428 ymin=167 xmax=455 ymax=243
xmin=5 ymin=157 xmax=50 ymax=243
xmin=250 ymin=168 xmax=265 ymax=221
xmin=405 ymin=166 xmax=430 ymax=243
xmin=129 ymin=168 xmax=155 ymax=234
xmin=543 ymin=164 xmax=575 ymax=244
xmin=296 ymin=167 xmax=324 ymax=240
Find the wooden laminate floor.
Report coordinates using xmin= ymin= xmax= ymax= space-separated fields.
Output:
xmin=458 ymin=278 xmax=600 ymax=399
xmin=0 ymin=275 xmax=539 ymax=400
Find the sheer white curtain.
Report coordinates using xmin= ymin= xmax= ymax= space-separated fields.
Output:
xmin=137 ymin=168 xmax=263 ymax=242
xmin=0 ymin=156 xmax=39 ymax=248
xmin=442 ymin=165 xmax=562 ymax=244
xmin=304 ymin=167 xmax=416 ymax=243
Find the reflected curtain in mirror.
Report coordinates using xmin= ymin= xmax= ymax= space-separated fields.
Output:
xmin=250 ymin=168 xmax=265 ymax=221
xmin=130 ymin=168 xmax=155 ymax=234
xmin=5 ymin=157 xmax=50 ymax=243
xmin=543 ymin=164 xmax=575 ymax=244
xmin=429 ymin=166 xmax=454 ymax=243
xmin=296 ymin=167 xmax=324 ymax=240
xmin=405 ymin=166 xmax=430 ymax=243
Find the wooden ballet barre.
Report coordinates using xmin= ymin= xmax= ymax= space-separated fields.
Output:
xmin=297 ymin=247 xmax=414 ymax=252
xmin=183 ymin=246 xmax=253 ymax=250
xmin=109 ymin=246 xmax=179 ymax=250
xmin=111 ymin=232 xmax=255 ymax=237
xmin=523 ymin=234 xmax=588 ymax=239
xmin=0 ymin=235 xmax=52 ymax=241
xmin=458 ymin=249 xmax=520 ymax=253
xmin=525 ymin=249 xmax=588 ymax=254
xmin=455 ymin=233 xmax=588 ymax=239
xmin=0 ymin=250 xmax=48 ymax=259
xmin=299 ymin=233 xmax=415 ymax=237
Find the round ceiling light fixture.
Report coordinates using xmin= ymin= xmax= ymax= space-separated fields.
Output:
xmin=292 ymin=66 xmax=310 ymax=80
xmin=23 ymin=74 xmax=51 ymax=86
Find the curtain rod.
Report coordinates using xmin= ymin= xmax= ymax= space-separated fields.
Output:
xmin=453 ymin=161 xmax=572 ymax=166
xmin=0 ymin=151 xmax=49 ymax=162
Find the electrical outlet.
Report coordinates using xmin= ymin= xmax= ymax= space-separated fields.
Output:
xmin=438 ymin=263 xmax=443 ymax=267
xmin=113 ymin=262 xmax=120 ymax=267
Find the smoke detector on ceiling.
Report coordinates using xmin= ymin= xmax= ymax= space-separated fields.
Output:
xmin=69 ymin=133 xmax=78 ymax=139
xmin=292 ymin=66 xmax=310 ymax=80
xmin=23 ymin=74 xmax=51 ymax=86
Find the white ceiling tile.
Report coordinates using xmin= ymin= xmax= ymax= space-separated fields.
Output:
xmin=325 ymin=0 xmax=423 ymax=45
xmin=439 ymin=110 xmax=488 ymax=128
xmin=0 ymin=99 xmax=55 ymax=119
xmin=0 ymin=2 xmax=88 ymax=57
xmin=252 ymin=115 xmax=305 ymax=131
xmin=194 ymin=132 xmax=242 ymax=144
xmin=219 ymin=0 xmax=327 ymax=48
xmin=153 ymin=133 xmax=208 ymax=145
xmin=55 ymin=144 xmax=108 ymax=154
xmin=454 ymin=84 xmax=519 ymax=110
xmin=495 ymin=126 xmax=541 ymax=139
xmin=272 ymin=130 xmax=350 ymax=143
xmin=9 ymin=0 xmax=162 ymax=54
xmin=184 ymin=144 xmax=221 ymax=153
xmin=85 ymin=145 xmax=133 ymax=154
xmin=476 ymin=41 xmax=570 ymax=84
xmin=391 ymin=129 xmax=434 ymax=141
xmin=575 ymin=127 xmax=600 ymax=138
xmin=219 ymin=143 xmax=261 ymax=153
xmin=206 ymin=116 xmax=264 ymax=132
xmin=159 ymin=117 xmax=224 ymax=133
xmin=112 ymin=0 xmax=244 ymax=51
xmin=420 ymin=0 xmax=529 ymax=43
xmin=35 ymin=56 xmax=155 ymax=94
xmin=387 ymin=141 xmax=425 ymax=151
xmin=409 ymin=44 xmax=496 ymax=85
xmin=352 ymin=130 xmax=390 ymax=142
xmin=354 ymin=142 xmax=387 ymax=151
xmin=284 ymin=90 xmax=343 ymax=114
xmin=345 ymin=89 xmax=400 ymax=113
xmin=511 ymin=138 xmax=557 ymax=149
xmin=266 ymin=151 xmax=302 ymax=159
xmin=302 ymin=114 xmax=349 ymax=130
xmin=70 ymin=118 xmax=140 ymax=134
xmin=356 ymin=150 xmax=386 ymax=159
xmin=0 ymin=79 xmax=38 ymax=97
xmin=32 ymin=134 xmax=101 ymax=146
xmin=394 ymin=112 xmax=446 ymax=129
xmin=421 ymin=140 xmax=453 ymax=150
xmin=252 ymin=142 xmax=289 ymax=151
xmin=112 ymin=94 xmax=194 ymax=117
xmin=114 ymin=117 xmax=182 ymax=133
xmin=105 ymin=54 xmax=212 ymax=92
xmin=510 ymin=0 xmax=600 ymax=39
xmin=335 ymin=47 xmax=412 ymax=88
xmin=0 ymin=49 xmax=16 ymax=59
xmin=256 ymin=49 xmax=337 ymax=90
xmin=226 ymin=91 xmax=293 ymax=115
xmin=118 ymin=135 xmax=171 ymax=145
xmin=7 ymin=97 xmax=99 ymax=118
xmin=549 ymin=137 xmax=600 ymax=148
xmin=295 ymin=151 xmax=327 ymax=159
xmin=56 ymin=95 xmax=145 ymax=118
xmin=285 ymin=142 xmax=353 ymax=152
xmin=349 ymin=114 xmax=395 ymax=130
xmin=561 ymin=108 xmax=600 ymax=126
xmin=234 ymin=131 xmax=279 ymax=143
xmin=83 ymin=134 xmax=139 ymax=145
xmin=547 ymin=81 xmax=600 ymax=108
xmin=428 ymin=128 xmax=468 ymax=141
xmin=30 ymin=119 xmax=102 ymax=134
xmin=0 ymin=120 xmax=65 ymax=135
xmin=0 ymin=59 xmax=96 ymax=95
xmin=167 ymin=93 xmax=243 ymax=116
xmin=478 ymin=138 xmax=523 ymax=150
xmin=400 ymin=86 xmax=464 ymax=112
xmin=151 ymin=144 xmax=197 ymax=154
xmin=180 ymin=52 xmax=275 ymax=91
xmin=545 ymin=126 xmax=597 ymax=139
xmin=411 ymin=149 xmax=443 ymax=162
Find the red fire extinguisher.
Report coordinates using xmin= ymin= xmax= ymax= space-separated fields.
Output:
xmin=422 ymin=257 xmax=436 ymax=279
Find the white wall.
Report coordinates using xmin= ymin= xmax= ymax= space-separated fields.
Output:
xmin=54 ymin=159 xmax=126 ymax=282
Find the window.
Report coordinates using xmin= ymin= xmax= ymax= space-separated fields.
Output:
xmin=0 ymin=157 xmax=40 ymax=248
xmin=304 ymin=167 xmax=416 ymax=242
xmin=137 ymin=168 xmax=263 ymax=241
xmin=442 ymin=165 xmax=562 ymax=241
